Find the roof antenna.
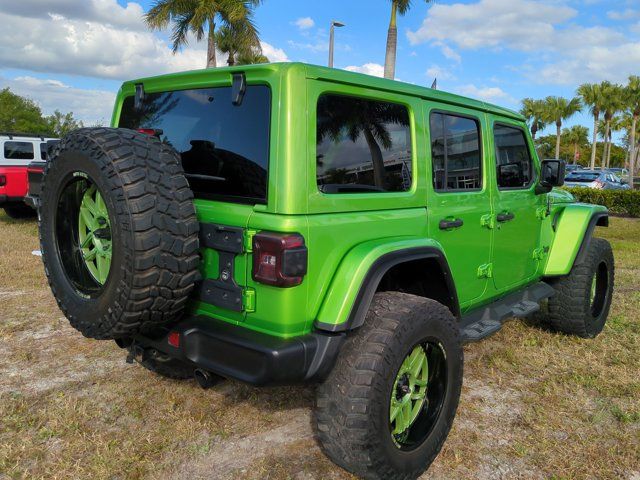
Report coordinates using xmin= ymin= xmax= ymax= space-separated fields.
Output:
xmin=431 ymin=78 xmax=438 ymax=90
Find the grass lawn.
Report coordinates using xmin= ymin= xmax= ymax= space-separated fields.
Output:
xmin=0 ymin=211 xmax=638 ymax=480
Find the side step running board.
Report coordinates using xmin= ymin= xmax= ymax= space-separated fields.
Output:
xmin=460 ymin=282 xmax=555 ymax=343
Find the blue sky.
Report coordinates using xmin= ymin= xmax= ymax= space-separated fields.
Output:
xmin=1 ymin=0 xmax=638 ymax=140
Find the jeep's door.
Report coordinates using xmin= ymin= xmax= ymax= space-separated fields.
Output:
xmin=488 ymin=118 xmax=545 ymax=291
xmin=425 ymin=106 xmax=493 ymax=310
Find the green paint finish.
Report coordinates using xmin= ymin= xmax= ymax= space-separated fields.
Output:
xmin=78 ymin=184 xmax=111 ymax=285
xmin=108 ymin=62 xmax=607 ymax=338
xmin=543 ymin=203 xmax=607 ymax=276
xmin=390 ymin=345 xmax=429 ymax=439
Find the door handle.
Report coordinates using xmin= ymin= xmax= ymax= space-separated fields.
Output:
xmin=497 ymin=212 xmax=515 ymax=222
xmin=439 ymin=218 xmax=464 ymax=230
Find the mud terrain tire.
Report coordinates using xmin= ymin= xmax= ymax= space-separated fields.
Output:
xmin=544 ymin=237 xmax=614 ymax=338
xmin=315 ymin=292 xmax=463 ymax=480
xmin=39 ymin=128 xmax=200 ymax=340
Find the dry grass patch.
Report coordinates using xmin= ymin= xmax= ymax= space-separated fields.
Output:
xmin=0 ymin=211 xmax=638 ymax=479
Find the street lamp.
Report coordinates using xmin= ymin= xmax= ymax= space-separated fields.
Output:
xmin=328 ymin=20 xmax=345 ymax=68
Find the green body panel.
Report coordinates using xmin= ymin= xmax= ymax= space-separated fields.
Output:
xmin=110 ymin=62 xmax=607 ymax=339
xmin=543 ymin=203 xmax=608 ymax=276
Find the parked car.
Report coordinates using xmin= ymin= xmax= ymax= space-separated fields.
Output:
xmin=564 ymin=163 xmax=584 ymax=175
xmin=34 ymin=63 xmax=614 ymax=480
xmin=607 ymin=167 xmax=630 ymax=184
xmin=0 ymin=132 xmax=57 ymax=218
xmin=564 ymin=169 xmax=631 ymax=190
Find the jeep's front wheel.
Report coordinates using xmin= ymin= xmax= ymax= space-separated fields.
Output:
xmin=315 ymin=292 xmax=463 ymax=480
xmin=543 ymin=237 xmax=614 ymax=338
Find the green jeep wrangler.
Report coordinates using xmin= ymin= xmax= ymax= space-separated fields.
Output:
xmin=37 ymin=63 xmax=614 ymax=479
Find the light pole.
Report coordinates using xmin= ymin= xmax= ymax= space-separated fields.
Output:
xmin=328 ymin=20 xmax=345 ymax=68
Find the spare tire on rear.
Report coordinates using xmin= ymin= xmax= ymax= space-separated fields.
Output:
xmin=39 ymin=128 xmax=200 ymax=340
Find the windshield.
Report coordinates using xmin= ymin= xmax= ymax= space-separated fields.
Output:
xmin=118 ymin=85 xmax=271 ymax=204
xmin=566 ymin=172 xmax=600 ymax=182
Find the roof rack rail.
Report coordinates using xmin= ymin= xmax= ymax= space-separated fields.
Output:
xmin=0 ymin=132 xmax=54 ymax=141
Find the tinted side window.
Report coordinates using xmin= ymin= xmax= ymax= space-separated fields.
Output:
xmin=40 ymin=143 xmax=48 ymax=160
xmin=494 ymin=124 xmax=533 ymax=189
xmin=316 ymin=94 xmax=412 ymax=194
xmin=4 ymin=142 xmax=34 ymax=160
xmin=119 ymin=86 xmax=271 ymax=204
xmin=430 ymin=113 xmax=481 ymax=191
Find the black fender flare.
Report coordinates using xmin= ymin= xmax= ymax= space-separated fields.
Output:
xmin=314 ymin=247 xmax=460 ymax=333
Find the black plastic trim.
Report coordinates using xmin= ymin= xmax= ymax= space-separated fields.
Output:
xmin=133 ymin=315 xmax=346 ymax=386
xmin=314 ymin=247 xmax=460 ymax=333
xmin=573 ymin=212 xmax=609 ymax=267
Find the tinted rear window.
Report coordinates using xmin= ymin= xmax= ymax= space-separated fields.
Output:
xmin=316 ymin=94 xmax=412 ymax=194
xmin=566 ymin=172 xmax=600 ymax=182
xmin=4 ymin=141 xmax=34 ymax=160
xmin=118 ymin=85 xmax=271 ymax=204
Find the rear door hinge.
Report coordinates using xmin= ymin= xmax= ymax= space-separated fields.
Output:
xmin=244 ymin=229 xmax=257 ymax=253
xmin=480 ymin=213 xmax=496 ymax=229
xmin=477 ymin=263 xmax=493 ymax=279
xmin=242 ymin=288 xmax=256 ymax=313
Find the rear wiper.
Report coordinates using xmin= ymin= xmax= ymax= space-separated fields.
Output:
xmin=185 ymin=173 xmax=226 ymax=182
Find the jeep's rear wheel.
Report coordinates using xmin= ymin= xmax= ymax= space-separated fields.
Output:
xmin=315 ymin=292 xmax=463 ymax=480
xmin=39 ymin=128 xmax=200 ymax=340
xmin=544 ymin=237 xmax=614 ymax=338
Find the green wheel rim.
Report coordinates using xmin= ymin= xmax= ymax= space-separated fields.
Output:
xmin=78 ymin=184 xmax=112 ymax=285
xmin=390 ymin=344 xmax=429 ymax=442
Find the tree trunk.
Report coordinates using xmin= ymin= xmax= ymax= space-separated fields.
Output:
xmin=384 ymin=3 xmax=398 ymax=80
xmin=590 ymin=113 xmax=599 ymax=169
xmin=601 ymin=122 xmax=610 ymax=168
xmin=227 ymin=51 xmax=236 ymax=66
xmin=629 ymin=114 xmax=637 ymax=189
xmin=574 ymin=144 xmax=578 ymax=163
xmin=363 ymin=127 xmax=387 ymax=188
xmin=207 ymin=19 xmax=217 ymax=68
xmin=606 ymin=131 xmax=613 ymax=168
xmin=555 ymin=121 xmax=561 ymax=159
xmin=531 ymin=123 xmax=538 ymax=140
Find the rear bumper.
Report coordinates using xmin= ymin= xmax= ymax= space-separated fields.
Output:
xmin=132 ymin=315 xmax=346 ymax=386
xmin=0 ymin=195 xmax=25 ymax=206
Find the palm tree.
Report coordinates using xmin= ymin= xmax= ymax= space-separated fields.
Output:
xmin=599 ymin=83 xmax=625 ymax=168
xmin=145 ymin=0 xmax=262 ymax=69
xmin=520 ymin=98 xmax=547 ymax=140
xmin=384 ymin=0 xmax=433 ymax=80
xmin=577 ymin=82 xmax=605 ymax=169
xmin=625 ymin=75 xmax=640 ymax=188
xmin=215 ymin=15 xmax=260 ymax=66
xmin=562 ymin=125 xmax=589 ymax=164
xmin=543 ymin=96 xmax=582 ymax=160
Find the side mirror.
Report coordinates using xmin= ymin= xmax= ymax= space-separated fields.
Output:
xmin=536 ymin=159 xmax=565 ymax=194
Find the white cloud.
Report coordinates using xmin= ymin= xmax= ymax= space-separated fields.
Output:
xmin=0 ymin=1 xmax=289 ymax=81
xmin=344 ymin=63 xmax=385 ymax=78
xmin=607 ymin=9 xmax=640 ymax=21
xmin=261 ymin=41 xmax=289 ymax=62
xmin=293 ymin=17 xmax=315 ymax=30
xmin=433 ymin=42 xmax=461 ymax=63
xmin=455 ymin=84 xmax=515 ymax=104
xmin=426 ymin=65 xmax=456 ymax=82
xmin=406 ymin=0 xmax=639 ymax=85
xmin=1 ymin=76 xmax=115 ymax=125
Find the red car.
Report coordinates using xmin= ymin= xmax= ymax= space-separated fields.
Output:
xmin=0 ymin=133 xmax=57 ymax=218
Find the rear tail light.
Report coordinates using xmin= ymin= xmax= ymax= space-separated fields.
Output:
xmin=252 ymin=232 xmax=308 ymax=287
xmin=0 ymin=175 xmax=5 ymax=187
xmin=137 ymin=128 xmax=164 ymax=137
xmin=167 ymin=331 xmax=180 ymax=348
